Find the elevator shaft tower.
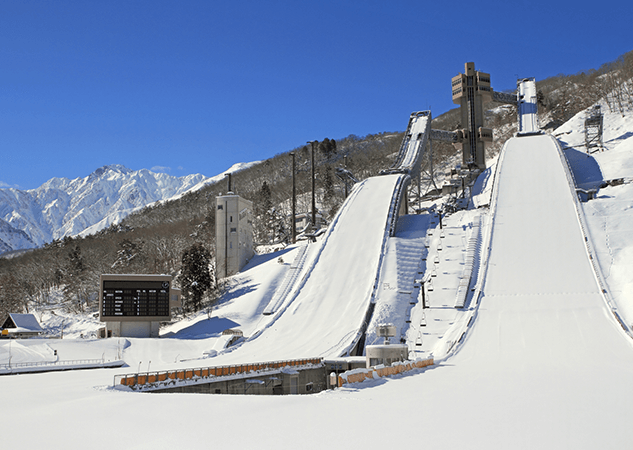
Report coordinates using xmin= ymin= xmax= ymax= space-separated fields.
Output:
xmin=451 ymin=62 xmax=493 ymax=170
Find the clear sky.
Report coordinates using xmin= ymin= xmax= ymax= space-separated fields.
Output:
xmin=1 ymin=0 xmax=630 ymax=190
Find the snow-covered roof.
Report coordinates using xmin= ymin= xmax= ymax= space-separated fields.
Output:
xmin=2 ymin=313 xmax=44 ymax=333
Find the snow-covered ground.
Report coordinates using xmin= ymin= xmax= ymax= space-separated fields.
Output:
xmin=2 ymin=102 xmax=633 ymax=449
xmin=555 ymin=103 xmax=633 ymax=327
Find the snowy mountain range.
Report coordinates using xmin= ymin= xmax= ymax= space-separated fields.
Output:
xmin=0 ymin=162 xmax=258 ymax=253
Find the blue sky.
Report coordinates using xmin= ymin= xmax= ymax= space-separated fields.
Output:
xmin=1 ymin=0 xmax=630 ymax=190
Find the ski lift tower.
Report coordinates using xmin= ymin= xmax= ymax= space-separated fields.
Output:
xmin=584 ymin=105 xmax=604 ymax=153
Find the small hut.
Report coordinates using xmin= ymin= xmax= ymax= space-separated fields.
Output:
xmin=1 ymin=313 xmax=44 ymax=338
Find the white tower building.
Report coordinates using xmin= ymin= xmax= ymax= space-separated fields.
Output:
xmin=216 ymin=193 xmax=254 ymax=279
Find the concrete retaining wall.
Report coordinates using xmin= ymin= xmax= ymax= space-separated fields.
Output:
xmin=156 ymin=365 xmax=327 ymax=395
xmin=114 ymin=358 xmax=326 ymax=395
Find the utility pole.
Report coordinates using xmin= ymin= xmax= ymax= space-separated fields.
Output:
xmin=308 ymin=140 xmax=317 ymax=231
xmin=421 ymin=280 xmax=427 ymax=309
xmin=290 ymin=152 xmax=296 ymax=244
xmin=344 ymin=155 xmax=348 ymax=198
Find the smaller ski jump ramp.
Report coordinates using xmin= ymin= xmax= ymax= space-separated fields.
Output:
xmin=221 ymin=174 xmax=405 ymax=362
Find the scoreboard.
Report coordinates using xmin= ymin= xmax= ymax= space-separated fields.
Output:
xmin=99 ymin=274 xmax=176 ymax=322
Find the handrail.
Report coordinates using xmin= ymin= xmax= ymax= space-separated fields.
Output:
xmin=387 ymin=175 xmax=411 ymax=237
xmin=0 ymin=358 xmax=109 ymax=370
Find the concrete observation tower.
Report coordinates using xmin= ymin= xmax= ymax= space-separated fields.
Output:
xmin=450 ymin=62 xmax=519 ymax=171
xmin=215 ymin=175 xmax=255 ymax=280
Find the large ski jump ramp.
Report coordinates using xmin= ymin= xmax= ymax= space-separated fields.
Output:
xmin=402 ymin=134 xmax=633 ymax=447
xmin=475 ymin=134 xmax=632 ymax=356
xmin=312 ymin=134 xmax=633 ymax=449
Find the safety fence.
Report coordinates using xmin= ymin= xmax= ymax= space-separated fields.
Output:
xmin=1 ymin=358 xmax=124 ymax=375
xmin=335 ymin=357 xmax=434 ymax=387
xmin=114 ymin=357 xmax=323 ymax=391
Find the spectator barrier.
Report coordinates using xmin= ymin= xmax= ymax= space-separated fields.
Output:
xmin=115 ymin=357 xmax=322 ymax=390
xmin=335 ymin=357 xmax=434 ymax=387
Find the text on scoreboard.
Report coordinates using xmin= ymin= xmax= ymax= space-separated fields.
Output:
xmin=101 ymin=279 xmax=170 ymax=318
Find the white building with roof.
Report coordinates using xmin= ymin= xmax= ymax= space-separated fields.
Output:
xmin=1 ymin=313 xmax=44 ymax=338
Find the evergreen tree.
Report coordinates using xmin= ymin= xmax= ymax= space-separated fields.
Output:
xmin=322 ymin=165 xmax=336 ymax=206
xmin=63 ymin=245 xmax=88 ymax=312
xmin=260 ymin=181 xmax=273 ymax=212
xmin=318 ymin=138 xmax=337 ymax=160
xmin=178 ymin=243 xmax=212 ymax=312
xmin=270 ymin=206 xmax=289 ymax=244
xmin=254 ymin=181 xmax=277 ymax=243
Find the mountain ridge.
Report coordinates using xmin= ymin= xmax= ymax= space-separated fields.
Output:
xmin=0 ymin=162 xmax=258 ymax=252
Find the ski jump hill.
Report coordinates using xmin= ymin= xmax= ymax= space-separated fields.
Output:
xmin=4 ymin=104 xmax=633 ymax=450
xmin=472 ymin=131 xmax=633 ymax=368
xmin=385 ymin=133 xmax=633 ymax=448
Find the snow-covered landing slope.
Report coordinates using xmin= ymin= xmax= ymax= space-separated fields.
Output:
xmin=483 ymin=134 xmax=599 ymax=295
xmin=209 ymin=175 xmax=404 ymax=363
xmin=427 ymin=134 xmax=633 ymax=447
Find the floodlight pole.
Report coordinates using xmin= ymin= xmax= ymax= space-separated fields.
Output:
xmin=308 ymin=141 xmax=317 ymax=231
xmin=290 ymin=152 xmax=296 ymax=244
xmin=344 ymin=155 xmax=348 ymax=198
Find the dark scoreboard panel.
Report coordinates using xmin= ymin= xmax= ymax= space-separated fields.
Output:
xmin=101 ymin=280 xmax=170 ymax=318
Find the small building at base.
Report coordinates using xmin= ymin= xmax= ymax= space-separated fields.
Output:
xmin=366 ymin=324 xmax=408 ymax=368
xmin=1 ymin=313 xmax=44 ymax=338
xmin=365 ymin=344 xmax=408 ymax=368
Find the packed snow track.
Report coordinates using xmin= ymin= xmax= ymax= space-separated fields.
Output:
xmin=215 ymin=174 xmax=407 ymax=363
xmin=416 ymin=134 xmax=633 ymax=447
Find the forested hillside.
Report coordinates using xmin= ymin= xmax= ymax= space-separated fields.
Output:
xmin=1 ymin=50 xmax=632 ymax=319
